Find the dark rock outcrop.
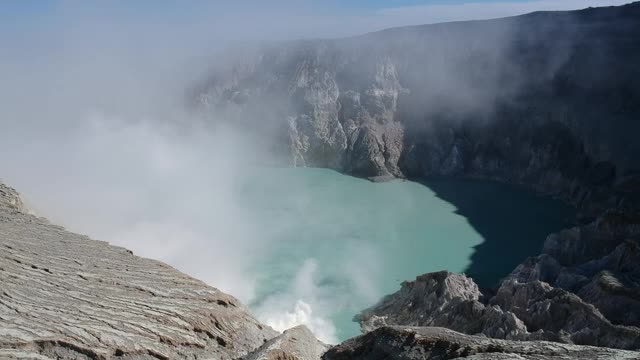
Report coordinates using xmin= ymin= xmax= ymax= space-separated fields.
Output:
xmin=323 ymin=326 xmax=640 ymax=360
xmin=0 ymin=182 xmax=277 ymax=359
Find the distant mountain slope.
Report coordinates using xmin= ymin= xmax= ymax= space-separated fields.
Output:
xmin=0 ymin=181 xmax=277 ymax=359
xmin=195 ymin=1 xmax=640 ymax=217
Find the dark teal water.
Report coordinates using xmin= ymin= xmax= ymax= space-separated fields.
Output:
xmin=238 ymin=168 xmax=573 ymax=343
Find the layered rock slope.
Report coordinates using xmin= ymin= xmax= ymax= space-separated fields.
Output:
xmin=0 ymin=181 xmax=277 ymax=359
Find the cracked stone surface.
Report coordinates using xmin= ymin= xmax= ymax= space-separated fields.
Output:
xmin=0 ymin=181 xmax=277 ymax=359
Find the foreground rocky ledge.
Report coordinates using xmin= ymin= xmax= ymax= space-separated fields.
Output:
xmin=0 ymin=182 xmax=277 ymax=359
xmin=323 ymin=326 xmax=640 ymax=360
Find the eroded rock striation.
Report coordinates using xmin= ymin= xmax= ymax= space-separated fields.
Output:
xmin=323 ymin=326 xmax=640 ymax=360
xmin=0 ymin=182 xmax=277 ymax=359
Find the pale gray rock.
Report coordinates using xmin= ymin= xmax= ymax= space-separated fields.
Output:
xmin=356 ymin=271 xmax=529 ymax=341
xmin=492 ymin=279 xmax=640 ymax=349
xmin=507 ymin=212 xmax=640 ymax=332
xmin=0 ymin=182 xmax=277 ymax=359
xmin=356 ymin=270 xmax=640 ymax=349
xmin=323 ymin=327 xmax=640 ymax=360
xmin=242 ymin=325 xmax=329 ymax=360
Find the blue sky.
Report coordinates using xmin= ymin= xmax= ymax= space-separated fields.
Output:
xmin=0 ymin=0 xmax=634 ymax=71
xmin=2 ymin=0 xmax=634 ymax=38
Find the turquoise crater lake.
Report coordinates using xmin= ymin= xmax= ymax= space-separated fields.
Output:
xmin=238 ymin=168 xmax=573 ymax=343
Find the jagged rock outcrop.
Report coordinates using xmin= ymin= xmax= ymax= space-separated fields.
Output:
xmin=242 ymin=325 xmax=329 ymax=360
xmin=356 ymin=269 xmax=640 ymax=350
xmin=194 ymin=2 xmax=640 ymax=218
xmin=0 ymin=182 xmax=277 ymax=359
xmin=492 ymin=279 xmax=640 ymax=349
xmin=323 ymin=326 xmax=640 ymax=360
xmin=502 ymin=211 xmax=640 ymax=341
xmin=355 ymin=271 xmax=529 ymax=341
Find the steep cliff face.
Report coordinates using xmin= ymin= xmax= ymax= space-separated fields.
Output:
xmin=0 ymin=182 xmax=277 ymax=359
xmin=195 ymin=2 xmax=640 ymax=217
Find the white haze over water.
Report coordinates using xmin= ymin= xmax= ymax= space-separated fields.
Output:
xmin=0 ymin=0 xmax=631 ymax=344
